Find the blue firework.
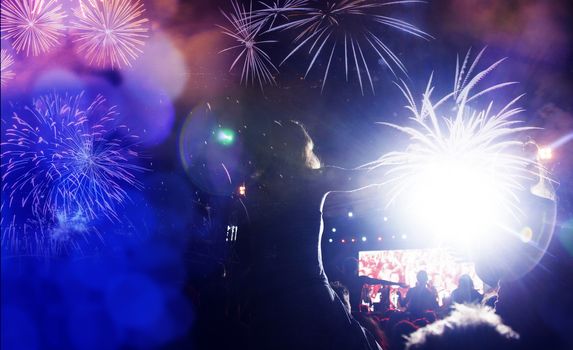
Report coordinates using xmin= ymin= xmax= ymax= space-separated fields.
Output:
xmin=1 ymin=93 xmax=144 ymax=254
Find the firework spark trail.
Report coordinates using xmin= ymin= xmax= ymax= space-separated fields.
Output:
xmin=260 ymin=0 xmax=430 ymax=94
xmin=249 ymin=0 xmax=308 ymax=30
xmin=69 ymin=0 xmax=149 ymax=69
xmin=1 ymin=50 xmax=16 ymax=86
xmin=371 ymin=49 xmax=546 ymax=236
xmin=0 ymin=0 xmax=67 ymax=56
xmin=219 ymin=0 xmax=279 ymax=88
xmin=1 ymin=93 xmax=145 ymax=253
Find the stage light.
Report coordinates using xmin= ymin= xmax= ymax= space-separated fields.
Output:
xmin=347 ymin=211 xmax=354 ymax=218
xmin=238 ymin=184 xmax=246 ymax=196
xmin=383 ymin=216 xmax=388 ymax=222
xmin=520 ymin=226 xmax=533 ymax=243
xmin=341 ymin=239 xmax=346 ymax=243
xmin=331 ymin=227 xmax=337 ymax=233
xmin=328 ymin=238 xmax=333 ymax=243
xmin=377 ymin=237 xmax=382 ymax=241
xmin=401 ymin=234 xmax=407 ymax=240
xmin=391 ymin=235 xmax=396 ymax=239
xmin=538 ymin=147 xmax=552 ymax=160
xmin=216 ymin=128 xmax=235 ymax=146
xmin=351 ymin=238 xmax=356 ymax=243
xmin=361 ymin=236 xmax=367 ymax=242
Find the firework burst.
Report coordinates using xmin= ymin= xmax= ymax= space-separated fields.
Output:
xmin=372 ymin=49 xmax=546 ymax=241
xmin=264 ymin=0 xmax=431 ymax=94
xmin=69 ymin=0 xmax=149 ymax=69
xmin=1 ymin=50 xmax=16 ymax=87
xmin=1 ymin=93 xmax=144 ymax=254
xmin=0 ymin=0 xmax=67 ymax=56
xmin=219 ymin=0 xmax=279 ymax=88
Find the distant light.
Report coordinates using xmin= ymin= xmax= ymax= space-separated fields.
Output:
xmin=377 ymin=237 xmax=382 ymax=241
xmin=391 ymin=235 xmax=396 ymax=239
xmin=351 ymin=238 xmax=356 ymax=243
xmin=331 ymin=227 xmax=337 ymax=233
xmin=538 ymin=147 xmax=552 ymax=160
xmin=341 ymin=239 xmax=346 ymax=243
xmin=520 ymin=226 xmax=533 ymax=243
xmin=347 ymin=211 xmax=354 ymax=218
xmin=216 ymin=128 xmax=235 ymax=146
xmin=383 ymin=216 xmax=388 ymax=222
xmin=401 ymin=234 xmax=407 ymax=240
xmin=238 ymin=184 xmax=246 ymax=196
xmin=328 ymin=238 xmax=333 ymax=243
xmin=361 ymin=236 xmax=367 ymax=242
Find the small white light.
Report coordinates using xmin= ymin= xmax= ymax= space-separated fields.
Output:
xmin=401 ymin=234 xmax=407 ymax=240
xmin=538 ymin=147 xmax=552 ymax=160
xmin=328 ymin=238 xmax=333 ymax=243
xmin=361 ymin=236 xmax=367 ymax=242
xmin=391 ymin=235 xmax=396 ymax=239
xmin=331 ymin=227 xmax=337 ymax=233
xmin=383 ymin=216 xmax=388 ymax=222
xmin=347 ymin=211 xmax=354 ymax=218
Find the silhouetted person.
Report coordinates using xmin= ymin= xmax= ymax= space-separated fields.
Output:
xmin=341 ymin=257 xmax=405 ymax=311
xmin=246 ymin=120 xmax=384 ymax=350
xmin=403 ymin=271 xmax=438 ymax=318
xmin=450 ymin=274 xmax=482 ymax=305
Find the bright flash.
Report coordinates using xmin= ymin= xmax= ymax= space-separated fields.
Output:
xmin=374 ymin=49 xmax=546 ymax=246
xmin=538 ymin=147 xmax=552 ymax=160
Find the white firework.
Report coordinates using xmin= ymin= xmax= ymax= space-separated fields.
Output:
xmin=69 ymin=0 xmax=149 ymax=69
xmin=219 ymin=0 xmax=278 ymax=88
xmin=1 ymin=50 xmax=16 ymax=86
xmin=372 ymin=49 xmax=546 ymax=241
xmin=0 ymin=0 xmax=67 ymax=56
xmin=265 ymin=0 xmax=431 ymax=94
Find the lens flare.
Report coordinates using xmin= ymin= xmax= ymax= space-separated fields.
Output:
xmin=70 ymin=0 xmax=149 ymax=69
xmin=0 ymin=0 xmax=66 ymax=56
xmin=373 ymin=48 xmax=548 ymax=246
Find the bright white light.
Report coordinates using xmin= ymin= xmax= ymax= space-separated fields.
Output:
xmin=404 ymin=159 xmax=505 ymax=247
xmin=328 ymin=238 xmax=333 ymax=243
xmin=361 ymin=236 xmax=367 ymax=242
xmin=347 ymin=211 xmax=354 ymax=218
xmin=331 ymin=227 xmax=337 ymax=233
xmin=538 ymin=147 xmax=552 ymax=160
xmin=383 ymin=216 xmax=388 ymax=222
xmin=401 ymin=234 xmax=407 ymax=240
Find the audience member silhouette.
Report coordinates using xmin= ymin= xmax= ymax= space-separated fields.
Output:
xmin=246 ymin=120 xmax=384 ymax=350
xmin=450 ymin=274 xmax=483 ymax=305
xmin=403 ymin=271 xmax=438 ymax=318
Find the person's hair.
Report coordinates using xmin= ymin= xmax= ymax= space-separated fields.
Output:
xmin=458 ymin=274 xmax=474 ymax=290
xmin=269 ymin=120 xmax=321 ymax=171
xmin=405 ymin=304 xmax=519 ymax=350
xmin=417 ymin=271 xmax=428 ymax=284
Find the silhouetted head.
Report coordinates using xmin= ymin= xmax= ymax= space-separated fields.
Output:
xmin=417 ymin=271 xmax=429 ymax=285
xmin=458 ymin=274 xmax=474 ymax=290
xmin=268 ymin=120 xmax=321 ymax=172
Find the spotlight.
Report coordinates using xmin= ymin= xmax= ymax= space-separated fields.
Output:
xmin=361 ymin=236 xmax=367 ymax=242
xmin=351 ymin=238 xmax=356 ymax=243
xmin=538 ymin=147 xmax=552 ymax=160
xmin=377 ymin=237 xmax=382 ymax=241
xmin=347 ymin=211 xmax=354 ymax=218
xmin=401 ymin=234 xmax=407 ymax=240
xmin=328 ymin=238 xmax=333 ymax=243
xmin=383 ymin=216 xmax=388 ymax=222
xmin=341 ymin=239 xmax=346 ymax=243
xmin=331 ymin=227 xmax=337 ymax=233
